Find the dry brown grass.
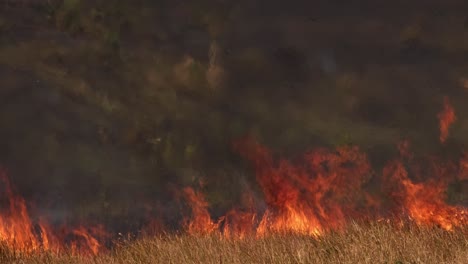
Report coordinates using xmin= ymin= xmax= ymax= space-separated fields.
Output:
xmin=2 ymin=223 xmax=467 ymax=264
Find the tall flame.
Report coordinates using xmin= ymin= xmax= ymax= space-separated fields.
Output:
xmin=234 ymin=140 xmax=372 ymax=236
xmin=383 ymin=160 xmax=467 ymax=230
xmin=0 ymin=95 xmax=466 ymax=256
xmin=0 ymin=169 xmax=107 ymax=256
xmin=180 ymin=138 xmax=467 ymax=237
xmin=438 ymin=96 xmax=456 ymax=143
xmin=182 ymin=187 xmax=220 ymax=235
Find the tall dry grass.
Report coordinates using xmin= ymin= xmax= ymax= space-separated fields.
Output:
xmin=2 ymin=223 xmax=466 ymax=264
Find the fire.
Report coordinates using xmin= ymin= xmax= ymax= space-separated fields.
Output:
xmin=182 ymin=187 xmax=220 ymax=235
xmin=222 ymin=208 xmax=256 ymax=239
xmin=0 ymin=169 xmax=107 ymax=256
xmin=382 ymin=143 xmax=467 ymax=231
xmin=234 ymin=140 xmax=372 ymax=236
xmin=0 ymin=95 xmax=466 ymax=255
xmin=438 ymin=96 xmax=456 ymax=143
xmin=180 ymin=138 xmax=467 ymax=237
xmin=383 ymin=160 xmax=467 ymax=230
xmin=1 ymin=139 xmax=465 ymax=256
xmin=69 ymin=226 xmax=108 ymax=256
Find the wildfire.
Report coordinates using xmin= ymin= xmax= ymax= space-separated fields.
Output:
xmin=383 ymin=160 xmax=467 ymax=230
xmin=182 ymin=187 xmax=220 ymax=235
xmin=0 ymin=98 xmax=466 ymax=256
xmin=438 ymin=96 xmax=456 ymax=143
xmin=1 ymin=138 xmax=466 ymax=256
xmin=0 ymin=169 xmax=107 ymax=256
xmin=180 ymin=137 xmax=466 ymax=238
xmin=234 ymin=140 xmax=372 ymax=236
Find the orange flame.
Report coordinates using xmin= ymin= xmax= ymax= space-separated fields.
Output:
xmin=383 ymin=159 xmax=467 ymax=231
xmin=69 ymin=226 xmax=108 ymax=256
xmin=0 ymin=169 xmax=107 ymax=256
xmin=222 ymin=209 xmax=256 ymax=239
xmin=241 ymin=142 xmax=372 ymax=236
xmin=182 ymin=187 xmax=219 ymax=235
xmin=179 ymin=137 xmax=467 ymax=237
xmin=438 ymin=96 xmax=456 ymax=143
xmin=0 ymin=95 xmax=466 ymax=255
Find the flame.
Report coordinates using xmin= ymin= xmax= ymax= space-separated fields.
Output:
xmin=182 ymin=187 xmax=219 ymax=235
xmin=235 ymin=140 xmax=372 ymax=236
xmin=383 ymin=159 xmax=467 ymax=231
xmin=179 ymin=137 xmax=467 ymax=237
xmin=222 ymin=209 xmax=256 ymax=239
xmin=438 ymin=96 xmax=456 ymax=143
xmin=0 ymin=169 xmax=107 ymax=256
xmin=69 ymin=226 xmax=108 ymax=256
xmin=0 ymin=96 xmax=466 ymax=256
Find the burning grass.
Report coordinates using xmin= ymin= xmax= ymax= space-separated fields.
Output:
xmin=0 ymin=96 xmax=465 ymax=262
xmin=0 ymin=223 xmax=465 ymax=264
xmin=0 ymin=137 xmax=466 ymax=262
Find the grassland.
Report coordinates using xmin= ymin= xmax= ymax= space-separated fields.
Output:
xmin=2 ymin=223 xmax=466 ymax=264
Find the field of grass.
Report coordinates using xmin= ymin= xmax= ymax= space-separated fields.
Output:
xmin=1 ymin=223 xmax=466 ymax=264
